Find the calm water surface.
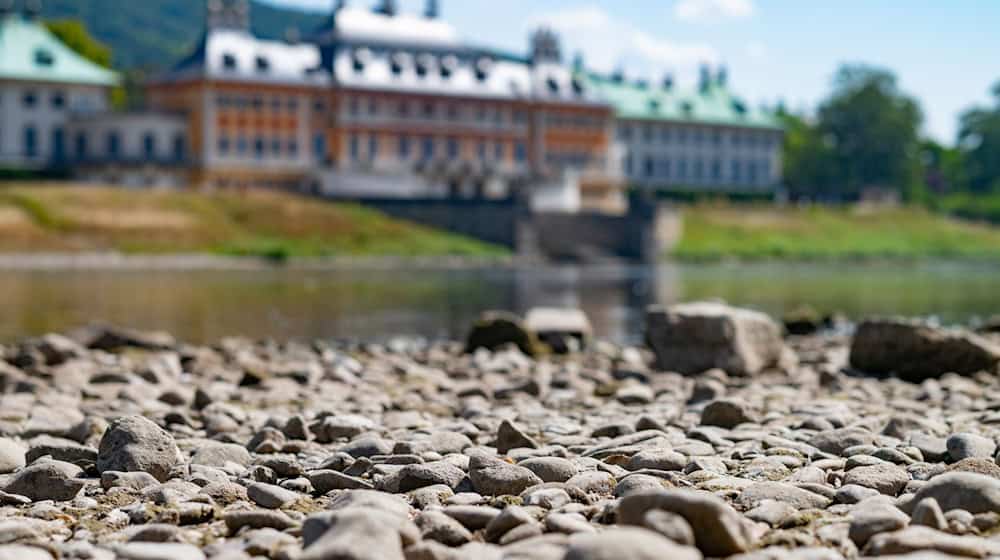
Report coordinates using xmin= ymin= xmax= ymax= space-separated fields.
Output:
xmin=2 ymin=261 xmax=1000 ymax=344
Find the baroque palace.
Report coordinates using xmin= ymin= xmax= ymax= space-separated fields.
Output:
xmin=0 ymin=0 xmax=783 ymax=212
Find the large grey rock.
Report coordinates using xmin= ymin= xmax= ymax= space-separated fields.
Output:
xmin=645 ymin=302 xmax=785 ymax=376
xmin=701 ymin=399 xmax=756 ymax=429
xmin=496 ymin=420 xmax=539 ymax=455
xmin=843 ymin=463 xmax=910 ymax=496
xmin=617 ymin=489 xmax=756 ymax=557
xmin=469 ymin=454 xmax=542 ymax=496
xmin=465 ymin=311 xmax=542 ymax=357
xmin=190 ymin=441 xmax=252 ymax=468
xmin=97 ymin=416 xmax=181 ymax=482
xmin=299 ymin=509 xmax=414 ymax=560
xmin=848 ymin=500 xmax=910 ymax=548
xmin=393 ymin=461 xmax=466 ymax=492
xmin=850 ymin=319 xmax=1000 ymax=381
xmin=946 ymin=433 xmax=996 ymax=462
xmin=525 ymin=307 xmax=592 ymax=354
xmin=564 ymin=527 xmax=702 ymax=560
xmin=0 ymin=546 xmax=53 ymax=560
xmin=113 ymin=543 xmax=205 ymax=560
xmin=863 ymin=525 xmax=996 ymax=557
xmin=906 ymin=472 xmax=1000 ymax=515
xmin=3 ymin=460 xmax=84 ymax=502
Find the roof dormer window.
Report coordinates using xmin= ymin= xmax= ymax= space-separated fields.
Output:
xmin=571 ymin=77 xmax=585 ymax=96
xmin=546 ymin=78 xmax=559 ymax=94
xmin=416 ymin=54 xmax=434 ymax=79
xmin=681 ymin=101 xmax=694 ymax=116
xmin=440 ymin=55 xmax=458 ymax=79
xmin=255 ymin=56 xmax=270 ymax=73
xmin=352 ymin=48 xmax=372 ymax=74
xmin=34 ymin=49 xmax=54 ymax=67
xmin=222 ymin=53 xmax=238 ymax=71
xmin=390 ymin=52 xmax=409 ymax=77
xmin=475 ymin=57 xmax=493 ymax=82
xmin=649 ymin=99 xmax=661 ymax=112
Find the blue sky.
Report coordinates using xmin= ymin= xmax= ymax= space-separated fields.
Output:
xmin=264 ymin=0 xmax=1000 ymax=144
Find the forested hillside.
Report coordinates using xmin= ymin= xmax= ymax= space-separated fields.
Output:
xmin=40 ymin=0 xmax=326 ymax=70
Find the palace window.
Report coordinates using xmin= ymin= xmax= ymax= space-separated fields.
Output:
xmin=495 ymin=142 xmax=504 ymax=161
xmin=22 ymin=91 xmax=37 ymax=108
xmin=34 ymin=48 xmax=54 ymax=67
xmin=313 ymin=134 xmax=326 ymax=160
xmin=711 ymin=159 xmax=722 ymax=181
xmin=287 ymin=139 xmax=298 ymax=157
xmin=222 ymin=53 xmax=238 ymax=71
xmin=731 ymin=160 xmax=742 ymax=182
xmin=368 ymin=135 xmax=378 ymax=161
xmin=237 ymin=137 xmax=248 ymax=155
xmin=349 ymin=134 xmax=360 ymax=161
xmin=52 ymin=127 xmax=65 ymax=162
xmin=644 ymin=157 xmax=654 ymax=178
xmin=255 ymin=56 xmax=270 ymax=74
xmin=447 ymin=137 xmax=459 ymax=159
xmin=218 ymin=135 xmax=230 ymax=155
xmin=477 ymin=141 xmax=487 ymax=161
xmin=51 ymin=91 xmax=66 ymax=109
xmin=173 ymin=135 xmax=186 ymax=162
xmin=422 ymin=136 xmax=435 ymax=161
xmin=24 ymin=126 xmax=37 ymax=158
xmin=254 ymin=138 xmax=265 ymax=160
xmin=75 ymin=132 xmax=88 ymax=160
xmin=144 ymin=133 xmax=157 ymax=160
xmin=107 ymin=131 xmax=121 ymax=159
xmin=515 ymin=142 xmax=526 ymax=162
xmin=398 ymin=135 xmax=411 ymax=159
xmin=271 ymin=138 xmax=282 ymax=156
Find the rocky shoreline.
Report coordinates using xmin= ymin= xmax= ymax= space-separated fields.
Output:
xmin=3 ymin=305 xmax=1000 ymax=559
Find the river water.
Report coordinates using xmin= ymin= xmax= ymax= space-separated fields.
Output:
xmin=2 ymin=261 xmax=1000 ymax=344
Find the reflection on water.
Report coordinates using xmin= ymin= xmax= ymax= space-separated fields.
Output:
xmin=2 ymin=261 xmax=1000 ymax=344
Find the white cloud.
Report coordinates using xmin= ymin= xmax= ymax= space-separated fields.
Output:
xmin=674 ymin=0 xmax=755 ymax=23
xmin=527 ymin=5 xmax=719 ymax=84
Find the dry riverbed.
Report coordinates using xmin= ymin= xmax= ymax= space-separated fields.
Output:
xmin=2 ymin=305 xmax=1000 ymax=559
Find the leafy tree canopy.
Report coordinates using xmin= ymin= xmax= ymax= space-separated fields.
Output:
xmin=958 ymin=82 xmax=1000 ymax=193
xmin=45 ymin=19 xmax=112 ymax=69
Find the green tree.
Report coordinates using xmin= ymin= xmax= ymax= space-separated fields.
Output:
xmin=958 ymin=82 xmax=1000 ymax=193
xmin=45 ymin=19 xmax=112 ymax=68
xmin=816 ymin=65 xmax=923 ymax=198
xmin=777 ymin=108 xmax=836 ymax=199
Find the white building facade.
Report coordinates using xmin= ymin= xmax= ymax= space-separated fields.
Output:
xmin=0 ymin=8 xmax=116 ymax=170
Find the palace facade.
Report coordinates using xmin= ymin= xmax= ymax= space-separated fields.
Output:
xmin=1 ymin=0 xmax=783 ymax=208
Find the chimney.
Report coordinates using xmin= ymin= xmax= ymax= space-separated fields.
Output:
xmin=206 ymin=0 xmax=250 ymax=31
xmin=424 ymin=0 xmax=439 ymax=19
xmin=375 ymin=0 xmax=397 ymax=16
xmin=699 ymin=64 xmax=711 ymax=92
xmin=662 ymin=73 xmax=674 ymax=91
xmin=530 ymin=27 xmax=562 ymax=65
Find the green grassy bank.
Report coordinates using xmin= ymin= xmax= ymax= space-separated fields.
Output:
xmin=0 ymin=184 xmax=506 ymax=259
xmin=673 ymin=204 xmax=1000 ymax=260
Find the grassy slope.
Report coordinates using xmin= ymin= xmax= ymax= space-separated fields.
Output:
xmin=0 ymin=185 xmax=505 ymax=258
xmin=674 ymin=204 xmax=1000 ymax=260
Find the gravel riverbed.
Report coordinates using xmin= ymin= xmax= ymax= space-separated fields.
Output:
xmin=3 ymin=304 xmax=1000 ymax=560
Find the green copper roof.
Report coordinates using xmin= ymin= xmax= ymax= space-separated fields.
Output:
xmin=0 ymin=15 xmax=117 ymax=86
xmin=584 ymin=72 xmax=781 ymax=130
